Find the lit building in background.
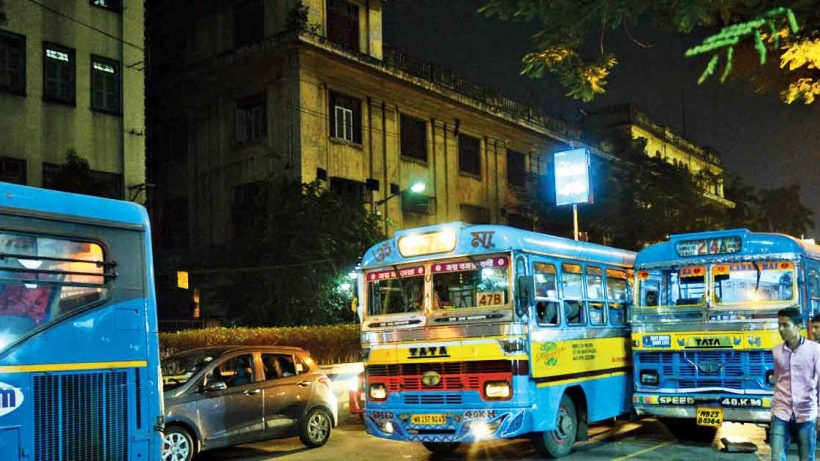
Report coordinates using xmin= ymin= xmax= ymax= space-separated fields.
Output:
xmin=588 ymin=104 xmax=734 ymax=208
xmin=0 ymin=0 xmax=146 ymax=200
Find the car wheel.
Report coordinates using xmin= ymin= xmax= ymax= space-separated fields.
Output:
xmin=421 ymin=442 xmax=461 ymax=454
xmin=534 ymin=394 xmax=577 ymax=458
xmin=162 ymin=426 xmax=195 ymax=461
xmin=299 ymin=407 xmax=333 ymax=448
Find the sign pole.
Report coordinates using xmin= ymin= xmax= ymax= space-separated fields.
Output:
xmin=573 ymin=204 xmax=579 ymax=241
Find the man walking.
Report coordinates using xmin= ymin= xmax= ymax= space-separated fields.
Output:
xmin=771 ymin=307 xmax=820 ymax=461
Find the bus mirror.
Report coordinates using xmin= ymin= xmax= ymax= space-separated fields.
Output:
xmin=515 ymin=275 xmax=534 ymax=317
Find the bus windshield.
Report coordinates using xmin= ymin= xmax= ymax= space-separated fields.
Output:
xmin=366 ymin=266 xmax=425 ymax=316
xmin=432 ymin=256 xmax=510 ymax=309
xmin=638 ymin=266 xmax=706 ymax=308
xmin=713 ymin=261 xmax=796 ymax=306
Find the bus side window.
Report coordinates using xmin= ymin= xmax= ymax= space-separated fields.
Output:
xmin=562 ymin=263 xmax=586 ymax=325
xmin=536 ymin=301 xmax=558 ymax=326
xmin=586 ymin=266 xmax=605 ymax=325
xmin=606 ymin=268 xmax=629 ymax=325
xmin=809 ymin=268 xmax=820 ymax=315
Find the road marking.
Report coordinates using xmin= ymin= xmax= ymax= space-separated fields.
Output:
xmin=613 ymin=440 xmax=673 ymax=460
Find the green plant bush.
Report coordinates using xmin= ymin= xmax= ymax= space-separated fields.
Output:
xmin=160 ymin=324 xmax=361 ymax=364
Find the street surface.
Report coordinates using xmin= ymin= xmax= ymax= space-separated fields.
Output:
xmin=198 ymin=414 xmax=777 ymax=461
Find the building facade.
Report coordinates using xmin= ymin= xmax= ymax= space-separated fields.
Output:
xmin=589 ymin=105 xmax=734 ymax=208
xmin=147 ymin=0 xmax=580 ymax=260
xmin=0 ymin=0 xmax=145 ymax=200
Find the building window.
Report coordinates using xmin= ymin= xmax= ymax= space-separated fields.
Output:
xmin=402 ymin=193 xmax=434 ymax=215
xmin=507 ymin=150 xmax=526 ymax=188
xmin=0 ymin=157 xmax=26 ymax=184
xmin=42 ymin=163 xmax=123 ymax=199
xmin=458 ymin=134 xmax=481 ymax=176
xmin=329 ymin=91 xmax=361 ymax=143
xmin=90 ymin=56 xmax=120 ymax=114
xmin=459 ymin=204 xmax=490 ymax=224
xmin=326 ymin=0 xmax=359 ymax=50
xmin=0 ymin=31 xmax=26 ymax=95
xmin=90 ymin=0 xmax=122 ymax=12
xmin=233 ymin=0 xmax=264 ymax=48
xmin=236 ymin=93 xmax=267 ymax=144
xmin=232 ymin=181 xmax=269 ymax=240
xmin=43 ymin=43 xmax=75 ymax=105
xmin=330 ymin=177 xmax=365 ymax=204
xmin=400 ymin=114 xmax=427 ymax=163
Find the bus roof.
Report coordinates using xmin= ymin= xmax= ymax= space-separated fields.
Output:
xmin=0 ymin=182 xmax=149 ymax=228
xmin=361 ymin=222 xmax=635 ymax=269
xmin=635 ymin=228 xmax=820 ymax=267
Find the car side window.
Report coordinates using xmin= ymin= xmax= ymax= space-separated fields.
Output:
xmin=207 ymin=354 xmax=255 ymax=388
xmin=261 ymin=354 xmax=303 ymax=380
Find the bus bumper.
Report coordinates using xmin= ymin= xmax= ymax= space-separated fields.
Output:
xmin=632 ymin=393 xmax=772 ymax=424
xmin=363 ymin=406 xmax=532 ymax=442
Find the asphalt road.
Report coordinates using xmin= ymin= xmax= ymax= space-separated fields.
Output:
xmin=196 ymin=415 xmax=776 ymax=461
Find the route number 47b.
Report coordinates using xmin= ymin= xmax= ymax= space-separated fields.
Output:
xmin=478 ymin=292 xmax=504 ymax=307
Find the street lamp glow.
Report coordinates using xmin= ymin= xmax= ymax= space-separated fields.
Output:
xmin=348 ymin=271 xmax=358 ymax=280
xmin=409 ymin=181 xmax=426 ymax=194
xmin=339 ymin=282 xmax=352 ymax=292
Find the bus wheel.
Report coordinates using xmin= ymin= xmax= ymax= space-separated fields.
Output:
xmin=660 ymin=418 xmax=718 ymax=443
xmin=535 ymin=394 xmax=577 ymax=458
xmin=162 ymin=426 xmax=195 ymax=461
xmin=421 ymin=442 xmax=461 ymax=454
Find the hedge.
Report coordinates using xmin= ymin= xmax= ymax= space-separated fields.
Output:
xmin=159 ymin=324 xmax=361 ymax=364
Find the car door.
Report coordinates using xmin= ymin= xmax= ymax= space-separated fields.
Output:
xmin=195 ymin=353 xmax=265 ymax=448
xmin=259 ymin=353 xmax=314 ymax=436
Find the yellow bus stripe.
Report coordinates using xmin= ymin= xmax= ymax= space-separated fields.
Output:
xmin=0 ymin=360 xmax=148 ymax=373
xmin=536 ymin=371 xmax=628 ymax=387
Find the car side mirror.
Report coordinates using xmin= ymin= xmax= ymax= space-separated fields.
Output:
xmin=203 ymin=381 xmax=227 ymax=392
xmin=515 ymin=275 xmax=534 ymax=318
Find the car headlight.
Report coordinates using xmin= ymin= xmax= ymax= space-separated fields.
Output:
xmin=484 ymin=380 xmax=511 ymax=399
xmin=640 ymin=370 xmax=659 ymax=386
xmin=369 ymin=383 xmax=387 ymax=400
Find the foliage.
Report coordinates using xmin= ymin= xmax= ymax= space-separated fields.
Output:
xmin=46 ymin=149 xmax=119 ymax=198
xmin=0 ymin=1 xmax=6 ymax=26
xmin=286 ymin=0 xmax=321 ymax=34
xmin=723 ymin=174 xmax=815 ymax=236
xmin=159 ymin=324 xmax=361 ymax=364
xmin=201 ymin=177 xmax=383 ymax=327
xmin=479 ymin=0 xmax=820 ymax=104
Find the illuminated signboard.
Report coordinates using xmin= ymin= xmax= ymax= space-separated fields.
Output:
xmin=675 ymin=236 xmax=742 ymax=257
xmin=553 ymin=148 xmax=592 ymax=206
xmin=397 ymin=229 xmax=457 ymax=257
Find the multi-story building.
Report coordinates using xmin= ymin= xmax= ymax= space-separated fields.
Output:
xmin=147 ymin=0 xmax=580 ymax=255
xmin=0 ymin=0 xmax=145 ymax=200
xmin=589 ymin=104 xmax=734 ymax=207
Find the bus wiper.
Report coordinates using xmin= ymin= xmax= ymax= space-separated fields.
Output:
xmin=754 ymin=262 xmax=761 ymax=293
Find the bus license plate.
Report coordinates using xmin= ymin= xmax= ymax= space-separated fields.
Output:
xmin=411 ymin=414 xmax=446 ymax=425
xmin=696 ymin=407 xmax=723 ymax=427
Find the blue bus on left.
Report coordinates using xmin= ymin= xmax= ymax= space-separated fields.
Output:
xmin=0 ymin=183 xmax=162 ymax=461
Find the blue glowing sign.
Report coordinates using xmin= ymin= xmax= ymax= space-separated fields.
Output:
xmin=553 ymin=148 xmax=592 ymax=206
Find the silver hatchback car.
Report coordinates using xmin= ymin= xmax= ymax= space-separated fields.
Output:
xmin=161 ymin=345 xmax=338 ymax=461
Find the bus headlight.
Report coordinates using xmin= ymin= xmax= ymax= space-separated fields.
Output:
xmin=484 ymin=381 xmax=511 ymax=399
xmin=369 ymin=383 xmax=387 ymax=401
xmin=640 ymin=370 xmax=659 ymax=386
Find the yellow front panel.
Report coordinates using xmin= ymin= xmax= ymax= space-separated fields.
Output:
xmin=632 ymin=330 xmax=781 ymax=351
xmin=531 ymin=336 xmax=630 ymax=379
xmin=366 ymin=336 xmax=528 ymax=365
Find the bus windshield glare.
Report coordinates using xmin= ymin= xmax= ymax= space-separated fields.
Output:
xmin=713 ymin=261 xmax=796 ymax=305
xmin=431 ymin=256 xmax=510 ymax=309
xmin=638 ymin=266 xmax=706 ymax=308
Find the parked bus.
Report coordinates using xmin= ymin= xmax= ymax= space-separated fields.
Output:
xmin=631 ymin=228 xmax=820 ymax=437
xmin=0 ymin=183 xmax=163 ymax=461
xmin=358 ymin=222 xmax=635 ymax=457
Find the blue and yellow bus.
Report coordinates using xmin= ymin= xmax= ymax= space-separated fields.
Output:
xmin=631 ymin=229 xmax=820 ymax=436
xmin=358 ymin=222 xmax=635 ymax=457
xmin=0 ymin=183 xmax=163 ymax=461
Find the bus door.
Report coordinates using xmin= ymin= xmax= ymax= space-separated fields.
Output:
xmin=528 ymin=257 xmax=563 ymax=380
xmin=806 ymin=262 xmax=820 ymax=320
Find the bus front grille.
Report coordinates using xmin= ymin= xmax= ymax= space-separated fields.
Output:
xmin=636 ymin=350 xmax=772 ymax=390
xmin=33 ymin=371 xmax=129 ymax=461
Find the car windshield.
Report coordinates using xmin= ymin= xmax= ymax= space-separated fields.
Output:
xmin=638 ymin=266 xmax=706 ymax=308
xmin=431 ymin=256 xmax=510 ymax=309
xmin=162 ymin=351 xmax=217 ymax=391
xmin=713 ymin=261 xmax=796 ymax=306
xmin=366 ymin=265 xmax=425 ymax=316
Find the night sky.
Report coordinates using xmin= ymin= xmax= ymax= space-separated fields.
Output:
xmin=383 ymin=0 xmax=820 ymax=238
